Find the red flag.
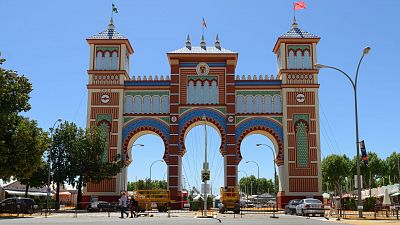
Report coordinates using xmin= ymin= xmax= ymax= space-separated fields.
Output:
xmin=294 ymin=1 xmax=307 ymax=11
xmin=202 ymin=18 xmax=207 ymax=29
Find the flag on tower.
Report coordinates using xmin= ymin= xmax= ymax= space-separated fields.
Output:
xmin=112 ymin=3 xmax=118 ymax=13
xmin=202 ymin=18 xmax=207 ymax=29
xmin=294 ymin=1 xmax=307 ymax=11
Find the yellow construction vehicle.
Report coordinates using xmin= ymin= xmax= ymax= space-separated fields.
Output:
xmin=219 ymin=187 xmax=240 ymax=214
xmin=134 ymin=189 xmax=172 ymax=212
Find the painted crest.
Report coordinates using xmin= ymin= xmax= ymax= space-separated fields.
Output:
xmin=196 ymin=62 xmax=209 ymax=76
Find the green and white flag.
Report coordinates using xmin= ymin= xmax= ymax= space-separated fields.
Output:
xmin=112 ymin=4 xmax=118 ymax=13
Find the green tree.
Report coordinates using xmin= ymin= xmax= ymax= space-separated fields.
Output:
xmin=0 ymin=53 xmax=35 ymax=180
xmin=385 ymin=152 xmax=400 ymax=185
xmin=322 ymin=154 xmax=351 ymax=194
xmin=351 ymin=152 xmax=386 ymax=188
xmin=257 ymin=178 xmax=275 ymax=194
xmin=69 ymin=127 xmax=124 ymax=208
xmin=20 ymin=161 xmax=49 ymax=197
xmin=50 ymin=121 xmax=77 ymax=209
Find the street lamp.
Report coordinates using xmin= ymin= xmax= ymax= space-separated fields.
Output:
xmin=315 ymin=46 xmax=371 ymax=218
xmin=238 ymin=170 xmax=248 ymax=202
xmin=149 ymin=159 xmax=164 ymax=189
xmin=46 ymin=118 xmax=62 ymax=217
xmin=256 ymin=143 xmax=278 ymax=219
xmin=124 ymin=144 xmax=144 ymax=191
xmin=246 ymin=161 xmax=259 ymax=194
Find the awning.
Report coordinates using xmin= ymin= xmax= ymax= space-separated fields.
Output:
xmin=5 ymin=190 xmax=53 ymax=197
xmin=391 ymin=192 xmax=400 ymax=196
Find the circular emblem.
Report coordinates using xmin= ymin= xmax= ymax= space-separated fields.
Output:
xmin=171 ymin=116 xmax=177 ymax=123
xmin=101 ymin=94 xmax=110 ymax=104
xmin=228 ymin=116 xmax=234 ymax=123
xmin=296 ymin=93 xmax=306 ymax=103
xmin=196 ymin=62 xmax=209 ymax=76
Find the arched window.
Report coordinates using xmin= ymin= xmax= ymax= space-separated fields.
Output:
xmin=273 ymin=95 xmax=282 ymax=113
xmin=161 ymin=96 xmax=169 ymax=113
xmin=133 ymin=96 xmax=142 ymax=113
xmin=288 ymin=50 xmax=295 ymax=69
xmin=195 ymin=80 xmax=202 ymax=104
xmin=203 ymin=80 xmax=210 ymax=104
xmin=152 ymin=96 xmax=160 ymax=113
xmin=96 ymin=51 xmax=103 ymax=70
xmin=254 ymin=95 xmax=263 ymax=113
xmin=210 ymin=80 xmax=218 ymax=104
xmin=295 ymin=121 xmax=309 ymax=167
xmin=236 ymin=95 xmax=245 ymax=113
xmin=245 ymin=96 xmax=253 ymax=113
xmin=125 ymin=54 xmax=129 ymax=72
xmin=111 ymin=51 xmax=119 ymax=70
xmin=124 ymin=95 xmax=133 ymax=113
xmin=303 ymin=50 xmax=311 ymax=69
xmin=295 ymin=50 xmax=303 ymax=69
xmin=264 ymin=95 xmax=272 ymax=113
xmin=143 ymin=96 xmax=151 ymax=113
xmin=187 ymin=80 xmax=195 ymax=104
xmin=104 ymin=52 xmax=111 ymax=70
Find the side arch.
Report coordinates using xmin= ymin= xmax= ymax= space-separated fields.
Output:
xmin=178 ymin=109 xmax=227 ymax=156
xmin=236 ymin=118 xmax=284 ymax=165
xmin=122 ymin=118 xmax=170 ymax=163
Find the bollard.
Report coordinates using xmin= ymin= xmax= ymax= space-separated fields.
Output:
xmin=108 ymin=209 xmax=110 ymax=218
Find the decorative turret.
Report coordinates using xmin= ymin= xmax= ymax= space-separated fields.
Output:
xmin=200 ymin=34 xmax=206 ymax=50
xmin=186 ymin=34 xmax=191 ymax=50
xmin=215 ymin=34 xmax=221 ymax=49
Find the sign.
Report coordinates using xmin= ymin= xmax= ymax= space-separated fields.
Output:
xmin=360 ymin=140 xmax=368 ymax=166
xmin=201 ymin=170 xmax=210 ymax=182
xmin=354 ymin=175 xmax=363 ymax=189
xmin=201 ymin=183 xmax=211 ymax=194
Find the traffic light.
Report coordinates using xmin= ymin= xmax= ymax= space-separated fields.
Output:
xmin=360 ymin=140 xmax=368 ymax=166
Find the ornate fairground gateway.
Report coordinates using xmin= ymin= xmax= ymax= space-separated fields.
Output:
xmin=83 ymin=17 xmax=322 ymax=209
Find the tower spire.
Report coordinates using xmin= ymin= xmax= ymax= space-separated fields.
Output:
xmin=292 ymin=16 xmax=298 ymax=29
xmin=108 ymin=17 xmax=115 ymax=30
xmin=186 ymin=34 xmax=191 ymax=49
xmin=200 ymin=34 xmax=206 ymax=50
xmin=215 ymin=34 xmax=221 ymax=49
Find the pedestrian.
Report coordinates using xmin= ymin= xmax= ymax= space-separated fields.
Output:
xmin=129 ymin=195 xmax=138 ymax=218
xmin=119 ymin=192 xmax=129 ymax=218
xmin=325 ymin=194 xmax=334 ymax=220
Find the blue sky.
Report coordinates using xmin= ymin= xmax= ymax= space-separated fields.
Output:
xmin=1 ymin=1 xmax=399 ymax=193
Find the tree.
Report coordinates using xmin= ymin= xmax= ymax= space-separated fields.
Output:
xmin=69 ymin=127 xmax=124 ymax=208
xmin=0 ymin=53 xmax=35 ymax=180
xmin=50 ymin=121 xmax=78 ymax=209
xmin=322 ymin=154 xmax=351 ymax=194
xmin=385 ymin=152 xmax=400 ymax=185
xmin=20 ymin=161 xmax=49 ymax=197
xmin=257 ymin=178 xmax=275 ymax=194
xmin=351 ymin=152 xmax=386 ymax=188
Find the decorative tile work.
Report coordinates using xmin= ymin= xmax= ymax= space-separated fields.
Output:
xmin=188 ymin=75 xmax=218 ymax=81
xmin=96 ymin=114 xmax=112 ymax=123
xmin=124 ymin=81 xmax=171 ymax=86
xmin=122 ymin=118 xmax=170 ymax=143
xmin=125 ymin=91 xmax=169 ymax=97
xmin=96 ymin=114 xmax=112 ymax=162
xmin=271 ymin=116 xmax=283 ymax=124
xmin=235 ymin=81 xmax=282 ymax=86
xmin=96 ymin=46 xmax=119 ymax=52
xmin=124 ymin=116 xmax=169 ymax=125
xmin=287 ymin=45 xmax=310 ymax=51
xmin=179 ymin=107 xmax=226 ymax=115
xmin=296 ymin=121 xmax=309 ymax=167
xmin=236 ymin=90 xmax=281 ymax=96
xmin=294 ymin=114 xmax=309 ymax=124
xmin=235 ymin=117 xmax=283 ymax=143
xmin=235 ymin=116 xmax=249 ymax=124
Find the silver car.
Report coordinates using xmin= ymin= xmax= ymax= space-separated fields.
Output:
xmin=295 ymin=198 xmax=324 ymax=217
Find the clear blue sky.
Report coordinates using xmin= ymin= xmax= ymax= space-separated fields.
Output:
xmin=1 ymin=1 xmax=399 ymax=193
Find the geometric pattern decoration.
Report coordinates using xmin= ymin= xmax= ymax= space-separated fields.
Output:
xmin=295 ymin=121 xmax=309 ymax=167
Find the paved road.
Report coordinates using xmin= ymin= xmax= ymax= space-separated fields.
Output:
xmin=0 ymin=212 xmax=348 ymax=225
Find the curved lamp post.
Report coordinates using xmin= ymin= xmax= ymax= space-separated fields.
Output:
xmin=315 ymin=46 xmax=370 ymax=218
xmin=256 ymin=143 xmax=278 ymax=219
xmin=46 ymin=118 xmax=62 ymax=217
xmin=238 ymin=170 xmax=248 ymax=202
xmin=149 ymin=159 xmax=164 ymax=189
xmin=246 ymin=161 xmax=260 ymax=194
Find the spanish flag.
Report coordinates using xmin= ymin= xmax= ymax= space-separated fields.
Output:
xmin=294 ymin=1 xmax=307 ymax=11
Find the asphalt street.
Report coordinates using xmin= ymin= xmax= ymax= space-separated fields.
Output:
xmin=0 ymin=212 xmax=349 ymax=225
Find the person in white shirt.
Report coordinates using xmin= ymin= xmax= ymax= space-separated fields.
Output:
xmin=119 ymin=192 xmax=129 ymax=218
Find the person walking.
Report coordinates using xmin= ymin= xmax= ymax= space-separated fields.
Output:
xmin=119 ymin=192 xmax=129 ymax=218
xmin=129 ymin=195 xmax=138 ymax=218
xmin=325 ymin=194 xmax=334 ymax=220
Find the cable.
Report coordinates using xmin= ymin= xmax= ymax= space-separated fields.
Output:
xmin=320 ymin=103 xmax=342 ymax=155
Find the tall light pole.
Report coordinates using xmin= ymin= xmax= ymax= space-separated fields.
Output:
xmin=126 ymin=144 xmax=144 ymax=190
xmin=246 ymin=161 xmax=259 ymax=194
xmin=315 ymin=46 xmax=371 ymax=218
xmin=238 ymin=170 xmax=248 ymax=202
xmin=149 ymin=159 xmax=164 ymax=189
xmin=256 ymin=143 xmax=278 ymax=219
xmin=46 ymin=118 xmax=62 ymax=217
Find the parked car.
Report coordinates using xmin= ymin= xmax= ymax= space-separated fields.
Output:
xmin=0 ymin=197 xmax=38 ymax=215
xmin=87 ymin=201 xmax=116 ymax=212
xmin=284 ymin=199 xmax=300 ymax=215
xmin=295 ymin=198 xmax=324 ymax=217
